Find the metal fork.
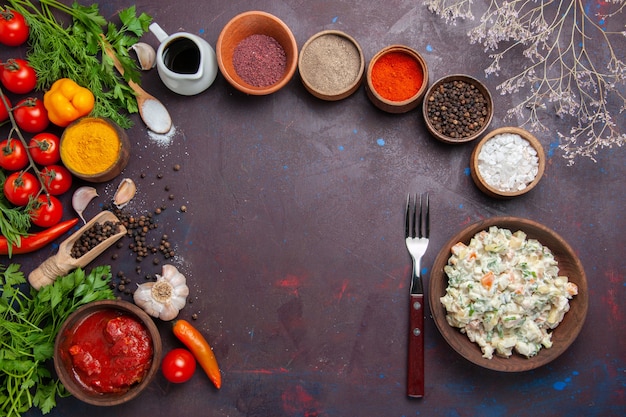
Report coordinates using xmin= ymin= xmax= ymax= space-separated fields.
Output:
xmin=405 ymin=193 xmax=430 ymax=398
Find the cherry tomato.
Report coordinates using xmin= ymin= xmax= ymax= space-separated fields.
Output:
xmin=3 ymin=171 xmax=39 ymax=206
xmin=13 ymin=97 xmax=49 ymax=133
xmin=29 ymin=194 xmax=63 ymax=228
xmin=0 ymin=95 xmax=11 ymax=123
xmin=39 ymin=164 xmax=72 ymax=195
xmin=161 ymin=348 xmax=197 ymax=383
xmin=0 ymin=58 xmax=36 ymax=94
xmin=0 ymin=8 xmax=29 ymax=47
xmin=0 ymin=138 xmax=29 ymax=171
xmin=29 ymin=132 xmax=60 ymax=166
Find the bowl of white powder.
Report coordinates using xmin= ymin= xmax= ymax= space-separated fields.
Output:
xmin=470 ymin=127 xmax=545 ymax=198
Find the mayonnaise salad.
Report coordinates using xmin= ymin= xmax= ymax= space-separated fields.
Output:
xmin=440 ymin=226 xmax=578 ymax=359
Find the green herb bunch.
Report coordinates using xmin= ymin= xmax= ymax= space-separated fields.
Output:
xmin=0 ymin=264 xmax=115 ymax=416
xmin=6 ymin=0 xmax=153 ymax=128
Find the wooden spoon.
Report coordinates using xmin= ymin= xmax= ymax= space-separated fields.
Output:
xmin=101 ymin=37 xmax=172 ymax=134
xmin=28 ymin=211 xmax=127 ymax=289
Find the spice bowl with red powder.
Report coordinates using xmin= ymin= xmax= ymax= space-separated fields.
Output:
xmin=216 ymin=11 xmax=298 ymax=95
xmin=54 ymin=300 xmax=162 ymax=406
xmin=365 ymin=45 xmax=429 ymax=113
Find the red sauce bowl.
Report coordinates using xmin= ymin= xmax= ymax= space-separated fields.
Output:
xmin=54 ymin=300 xmax=162 ymax=406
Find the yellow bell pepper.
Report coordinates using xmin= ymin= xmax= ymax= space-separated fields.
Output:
xmin=43 ymin=78 xmax=95 ymax=127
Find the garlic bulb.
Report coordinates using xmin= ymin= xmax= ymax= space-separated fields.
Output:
xmin=130 ymin=42 xmax=156 ymax=70
xmin=134 ymin=264 xmax=189 ymax=321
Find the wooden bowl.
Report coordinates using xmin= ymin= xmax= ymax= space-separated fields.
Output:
xmin=365 ymin=45 xmax=429 ymax=113
xmin=216 ymin=11 xmax=298 ymax=95
xmin=54 ymin=300 xmax=162 ymax=406
xmin=422 ymin=74 xmax=493 ymax=143
xmin=429 ymin=217 xmax=588 ymax=372
xmin=299 ymin=30 xmax=365 ymax=101
xmin=470 ymin=127 xmax=546 ymax=198
xmin=60 ymin=117 xmax=130 ymax=183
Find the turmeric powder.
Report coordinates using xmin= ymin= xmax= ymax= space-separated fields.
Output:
xmin=60 ymin=118 xmax=121 ymax=175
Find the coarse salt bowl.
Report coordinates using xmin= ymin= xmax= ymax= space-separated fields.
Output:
xmin=423 ymin=74 xmax=493 ymax=144
xmin=54 ymin=300 xmax=162 ymax=406
xmin=216 ymin=11 xmax=298 ymax=95
xmin=60 ymin=117 xmax=130 ymax=183
xmin=470 ymin=126 xmax=546 ymax=198
xmin=365 ymin=45 xmax=429 ymax=113
xmin=299 ymin=30 xmax=365 ymax=101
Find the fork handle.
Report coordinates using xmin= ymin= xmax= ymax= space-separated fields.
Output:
xmin=408 ymin=293 xmax=425 ymax=398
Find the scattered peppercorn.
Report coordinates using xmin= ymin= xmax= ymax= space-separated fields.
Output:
xmin=173 ymin=164 xmax=181 ymax=171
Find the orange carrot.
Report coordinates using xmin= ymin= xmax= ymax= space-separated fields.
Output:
xmin=173 ymin=319 xmax=221 ymax=389
xmin=481 ymin=271 xmax=494 ymax=290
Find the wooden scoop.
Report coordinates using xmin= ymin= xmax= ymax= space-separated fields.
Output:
xmin=101 ymin=36 xmax=172 ymax=134
xmin=28 ymin=211 xmax=127 ymax=290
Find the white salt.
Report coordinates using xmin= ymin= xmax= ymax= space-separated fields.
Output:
xmin=477 ymin=133 xmax=539 ymax=192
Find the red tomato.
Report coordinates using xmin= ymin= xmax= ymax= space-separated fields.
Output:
xmin=0 ymin=138 xmax=29 ymax=171
xmin=39 ymin=164 xmax=72 ymax=195
xmin=0 ymin=8 xmax=29 ymax=47
xmin=29 ymin=132 xmax=60 ymax=165
xmin=161 ymin=348 xmax=197 ymax=383
xmin=0 ymin=95 xmax=11 ymax=123
xmin=29 ymin=194 xmax=63 ymax=228
xmin=0 ymin=58 xmax=36 ymax=94
xmin=13 ymin=97 xmax=49 ymax=133
xmin=3 ymin=171 xmax=39 ymax=206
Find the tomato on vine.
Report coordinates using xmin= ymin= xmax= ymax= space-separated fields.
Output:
xmin=0 ymin=138 xmax=29 ymax=171
xmin=29 ymin=194 xmax=63 ymax=228
xmin=0 ymin=8 xmax=29 ymax=47
xmin=13 ymin=97 xmax=49 ymax=133
xmin=0 ymin=58 xmax=36 ymax=94
xmin=29 ymin=132 xmax=60 ymax=165
xmin=0 ymin=95 xmax=11 ymax=123
xmin=3 ymin=171 xmax=39 ymax=206
xmin=39 ymin=165 xmax=72 ymax=195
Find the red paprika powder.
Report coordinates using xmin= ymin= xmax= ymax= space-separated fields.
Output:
xmin=371 ymin=51 xmax=423 ymax=102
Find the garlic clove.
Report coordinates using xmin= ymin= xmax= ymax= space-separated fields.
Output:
xmin=114 ymin=178 xmax=136 ymax=209
xmin=72 ymin=186 xmax=99 ymax=224
xmin=130 ymin=42 xmax=156 ymax=70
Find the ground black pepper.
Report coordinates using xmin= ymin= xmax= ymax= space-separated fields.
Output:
xmin=426 ymin=80 xmax=489 ymax=139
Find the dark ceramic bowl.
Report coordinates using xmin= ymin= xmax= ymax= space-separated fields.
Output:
xmin=216 ymin=11 xmax=298 ymax=95
xmin=60 ymin=117 xmax=130 ymax=183
xmin=422 ymin=74 xmax=493 ymax=143
xmin=299 ymin=30 xmax=365 ymax=101
xmin=365 ymin=45 xmax=429 ymax=113
xmin=54 ymin=300 xmax=162 ymax=406
xmin=429 ymin=217 xmax=587 ymax=372
xmin=470 ymin=126 xmax=546 ymax=198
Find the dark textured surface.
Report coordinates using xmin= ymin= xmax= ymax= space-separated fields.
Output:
xmin=3 ymin=1 xmax=624 ymax=416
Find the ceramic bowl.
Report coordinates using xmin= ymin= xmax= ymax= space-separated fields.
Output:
xmin=216 ymin=10 xmax=298 ymax=95
xmin=470 ymin=127 xmax=546 ymax=198
xmin=60 ymin=117 xmax=130 ymax=183
xmin=365 ymin=45 xmax=429 ymax=113
xmin=54 ymin=300 xmax=162 ymax=406
xmin=429 ymin=217 xmax=588 ymax=372
xmin=422 ymin=74 xmax=493 ymax=143
xmin=299 ymin=30 xmax=365 ymax=101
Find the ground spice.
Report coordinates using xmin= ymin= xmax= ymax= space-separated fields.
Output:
xmin=371 ymin=51 xmax=423 ymax=102
xmin=300 ymin=33 xmax=362 ymax=95
xmin=233 ymin=34 xmax=286 ymax=87
xmin=61 ymin=119 xmax=121 ymax=175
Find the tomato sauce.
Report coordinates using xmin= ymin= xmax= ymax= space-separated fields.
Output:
xmin=63 ymin=309 xmax=153 ymax=393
